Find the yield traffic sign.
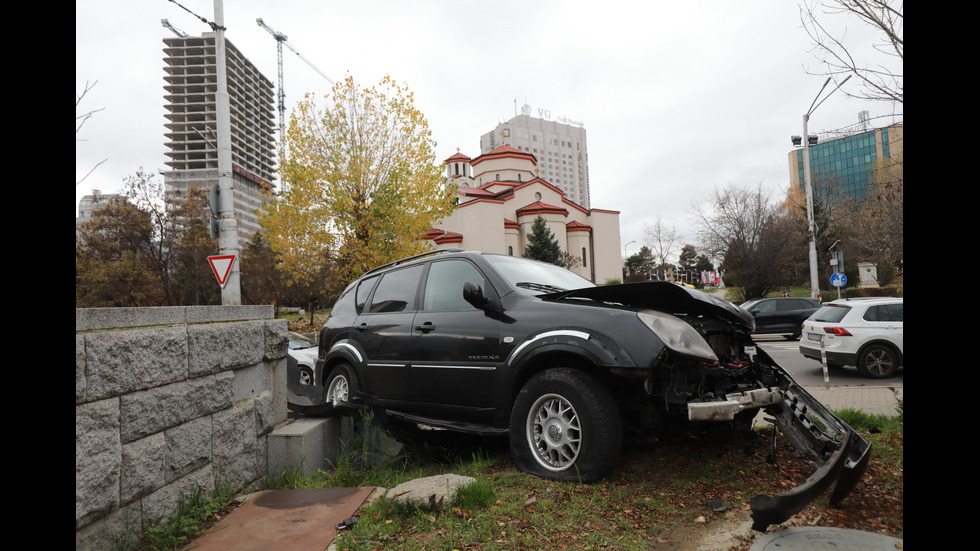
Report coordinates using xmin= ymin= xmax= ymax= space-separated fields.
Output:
xmin=208 ymin=255 xmax=236 ymax=287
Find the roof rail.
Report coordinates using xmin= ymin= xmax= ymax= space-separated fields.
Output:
xmin=362 ymin=248 xmax=467 ymax=276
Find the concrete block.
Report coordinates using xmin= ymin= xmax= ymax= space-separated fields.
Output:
xmin=323 ymin=415 xmax=356 ymax=465
xmin=268 ymin=418 xmax=329 ymax=478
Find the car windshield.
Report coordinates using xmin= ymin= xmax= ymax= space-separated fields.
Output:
xmin=811 ymin=305 xmax=850 ymax=323
xmin=485 ymin=254 xmax=595 ymax=295
xmin=288 ymin=332 xmax=316 ymax=350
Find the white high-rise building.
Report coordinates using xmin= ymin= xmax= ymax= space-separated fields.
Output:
xmin=480 ymin=108 xmax=590 ymax=208
xmin=160 ymin=33 xmax=277 ymax=246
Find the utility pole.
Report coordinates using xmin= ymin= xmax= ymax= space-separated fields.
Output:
xmin=798 ymin=75 xmax=850 ymax=300
xmin=213 ymin=0 xmax=241 ymax=304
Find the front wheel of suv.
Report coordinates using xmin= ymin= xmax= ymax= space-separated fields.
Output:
xmin=510 ymin=368 xmax=622 ymax=482
xmin=323 ymin=363 xmax=360 ymax=414
xmin=857 ymin=344 xmax=899 ymax=379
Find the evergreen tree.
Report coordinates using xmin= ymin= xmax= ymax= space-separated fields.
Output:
xmin=523 ymin=216 xmax=565 ymax=266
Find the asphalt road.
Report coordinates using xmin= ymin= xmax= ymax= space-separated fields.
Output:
xmin=751 ymin=334 xmax=904 ymax=389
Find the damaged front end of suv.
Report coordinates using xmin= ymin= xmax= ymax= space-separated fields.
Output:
xmin=547 ymin=282 xmax=872 ymax=531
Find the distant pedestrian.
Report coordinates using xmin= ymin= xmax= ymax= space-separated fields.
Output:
xmin=781 ymin=289 xmax=789 ymax=297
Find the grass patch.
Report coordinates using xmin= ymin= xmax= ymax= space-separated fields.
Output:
xmin=283 ymin=308 xmax=332 ymax=333
xmin=835 ymin=408 xmax=897 ymax=431
xmin=174 ymin=409 xmax=903 ymax=550
xmin=118 ymin=484 xmax=241 ymax=551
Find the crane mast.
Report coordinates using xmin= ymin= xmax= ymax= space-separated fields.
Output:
xmin=256 ymin=18 xmax=335 ymax=166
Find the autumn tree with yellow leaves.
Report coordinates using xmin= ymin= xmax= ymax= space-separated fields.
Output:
xmin=259 ymin=75 xmax=457 ymax=291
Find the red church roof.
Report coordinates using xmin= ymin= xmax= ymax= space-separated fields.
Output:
xmin=444 ymin=152 xmax=471 ymax=163
xmin=516 ymin=201 xmax=569 ymax=217
xmin=470 ymin=145 xmax=537 ymax=166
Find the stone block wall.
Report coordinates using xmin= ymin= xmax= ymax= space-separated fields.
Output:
xmin=75 ymin=306 xmax=289 ymax=550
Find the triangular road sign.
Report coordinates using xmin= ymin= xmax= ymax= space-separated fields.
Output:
xmin=208 ymin=255 xmax=236 ymax=287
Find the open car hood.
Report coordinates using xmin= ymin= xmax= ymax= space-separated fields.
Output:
xmin=542 ymin=281 xmax=755 ymax=330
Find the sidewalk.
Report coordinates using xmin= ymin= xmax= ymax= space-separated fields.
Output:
xmin=752 ymin=385 xmax=902 ymax=429
xmin=804 ymin=385 xmax=903 ymax=417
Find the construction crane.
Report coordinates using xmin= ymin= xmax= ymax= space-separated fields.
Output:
xmin=256 ymin=18 xmax=335 ymax=163
xmin=161 ymin=18 xmax=190 ymax=38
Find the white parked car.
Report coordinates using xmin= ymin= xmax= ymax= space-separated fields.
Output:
xmin=287 ymin=332 xmax=318 ymax=385
xmin=799 ymin=297 xmax=903 ymax=378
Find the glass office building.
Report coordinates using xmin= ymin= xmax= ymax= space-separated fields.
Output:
xmin=788 ymin=123 xmax=903 ymax=200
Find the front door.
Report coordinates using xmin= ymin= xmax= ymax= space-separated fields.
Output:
xmin=409 ymin=259 xmax=501 ymax=413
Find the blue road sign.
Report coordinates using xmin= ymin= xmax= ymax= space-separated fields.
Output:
xmin=830 ymin=272 xmax=847 ymax=287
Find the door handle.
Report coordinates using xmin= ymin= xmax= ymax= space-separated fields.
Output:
xmin=415 ymin=322 xmax=436 ymax=333
xmin=355 ymin=323 xmax=368 ymax=332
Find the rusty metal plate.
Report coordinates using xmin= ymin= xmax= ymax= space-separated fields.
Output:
xmin=185 ymin=487 xmax=376 ymax=551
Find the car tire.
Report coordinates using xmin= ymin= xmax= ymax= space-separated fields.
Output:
xmin=856 ymin=344 xmax=899 ymax=379
xmin=510 ymin=368 xmax=622 ymax=483
xmin=323 ymin=363 xmax=359 ymax=414
xmin=784 ymin=331 xmax=801 ymax=341
xmin=298 ymin=366 xmax=314 ymax=386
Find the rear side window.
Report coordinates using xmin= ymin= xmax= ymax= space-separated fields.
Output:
xmin=368 ymin=266 xmax=423 ymax=313
xmin=864 ymin=304 xmax=903 ymax=322
xmin=355 ymin=275 xmax=379 ymax=313
xmin=812 ymin=305 xmax=850 ymax=323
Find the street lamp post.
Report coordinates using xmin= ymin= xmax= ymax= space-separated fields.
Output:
xmin=796 ymin=75 xmax=850 ymax=300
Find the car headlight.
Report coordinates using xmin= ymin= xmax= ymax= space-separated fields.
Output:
xmin=638 ymin=310 xmax=718 ymax=363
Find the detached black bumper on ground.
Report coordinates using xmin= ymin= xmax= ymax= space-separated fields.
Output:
xmin=747 ymin=370 xmax=872 ymax=531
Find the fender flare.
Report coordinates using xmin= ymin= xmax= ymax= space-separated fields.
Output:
xmin=506 ymin=329 xmax=634 ymax=370
xmin=320 ymin=339 xmax=366 ymax=382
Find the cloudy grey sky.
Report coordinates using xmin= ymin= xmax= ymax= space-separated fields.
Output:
xmin=76 ymin=0 xmax=902 ymax=262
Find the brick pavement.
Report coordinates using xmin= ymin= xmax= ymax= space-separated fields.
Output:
xmin=804 ymin=385 xmax=903 ymax=417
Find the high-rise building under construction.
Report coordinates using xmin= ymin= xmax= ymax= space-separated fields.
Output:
xmin=161 ymin=32 xmax=277 ymax=244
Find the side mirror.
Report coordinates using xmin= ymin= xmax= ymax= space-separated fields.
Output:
xmin=463 ymin=281 xmax=488 ymax=308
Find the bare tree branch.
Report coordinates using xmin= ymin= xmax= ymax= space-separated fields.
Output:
xmin=76 ymin=80 xmax=108 ymax=186
xmin=643 ymin=216 xmax=681 ymax=278
xmin=800 ymin=0 xmax=903 ymax=105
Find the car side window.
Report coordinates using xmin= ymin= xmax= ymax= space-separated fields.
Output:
xmin=863 ymin=306 xmax=880 ymax=322
xmin=886 ymin=304 xmax=903 ymax=322
xmin=867 ymin=304 xmax=903 ymax=322
xmin=753 ymin=300 xmax=777 ymax=313
xmin=355 ymin=275 xmax=379 ymax=313
xmin=776 ymin=300 xmax=797 ymax=312
xmin=367 ymin=266 xmax=423 ymax=313
xmin=423 ymin=260 xmax=487 ymax=311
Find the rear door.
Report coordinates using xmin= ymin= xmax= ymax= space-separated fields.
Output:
xmin=776 ymin=299 xmax=816 ymax=332
xmin=749 ymin=299 xmax=780 ymax=332
xmin=409 ymin=258 xmax=501 ymax=412
xmin=863 ymin=303 xmax=904 ymax=353
xmin=353 ymin=264 xmax=424 ymax=403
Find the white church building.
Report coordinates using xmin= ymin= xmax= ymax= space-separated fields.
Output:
xmin=427 ymin=145 xmax=622 ymax=283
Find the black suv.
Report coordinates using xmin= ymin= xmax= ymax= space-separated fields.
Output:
xmin=739 ymin=297 xmax=822 ymax=340
xmin=288 ymin=249 xmax=870 ymax=531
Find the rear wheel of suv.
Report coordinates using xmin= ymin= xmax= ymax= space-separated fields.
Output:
xmin=510 ymin=368 xmax=622 ymax=482
xmin=857 ymin=344 xmax=899 ymax=378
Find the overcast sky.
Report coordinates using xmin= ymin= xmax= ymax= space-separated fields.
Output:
xmin=76 ymin=0 xmax=902 ymax=263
